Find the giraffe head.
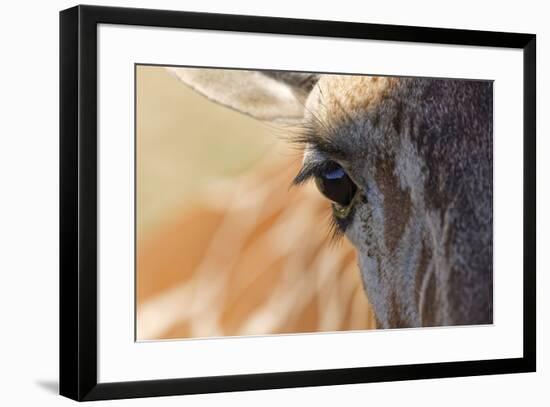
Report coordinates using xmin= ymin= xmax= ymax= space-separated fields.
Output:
xmin=168 ymin=67 xmax=493 ymax=328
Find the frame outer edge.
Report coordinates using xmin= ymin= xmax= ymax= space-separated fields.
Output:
xmin=60 ymin=4 xmax=101 ymax=401
xmin=523 ymin=35 xmax=536 ymax=372
xmin=59 ymin=5 xmax=80 ymax=401
xmin=77 ymin=4 xmax=100 ymax=400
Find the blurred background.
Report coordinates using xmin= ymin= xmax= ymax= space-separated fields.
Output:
xmin=136 ymin=65 xmax=376 ymax=341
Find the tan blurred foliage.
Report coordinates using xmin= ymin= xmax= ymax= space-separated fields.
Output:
xmin=136 ymin=66 xmax=376 ymax=340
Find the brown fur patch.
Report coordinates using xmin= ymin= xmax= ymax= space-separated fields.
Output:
xmin=375 ymin=156 xmax=412 ymax=253
xmin=314 ymin=76 xmax=399 ymax=125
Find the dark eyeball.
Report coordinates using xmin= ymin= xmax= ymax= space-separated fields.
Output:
xmin=314 ymin=162 xmax=357 ymax=207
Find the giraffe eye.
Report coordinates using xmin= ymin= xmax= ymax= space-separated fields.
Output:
xmin=314 ymin=162 xmax=357 ymax=207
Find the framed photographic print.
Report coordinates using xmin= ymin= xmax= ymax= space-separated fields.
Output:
xmin=59 ymin=4 xmax=536 ymax=401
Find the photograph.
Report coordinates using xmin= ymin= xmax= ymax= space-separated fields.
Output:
xmin=135 ymin=65 xmax=494 ymax=341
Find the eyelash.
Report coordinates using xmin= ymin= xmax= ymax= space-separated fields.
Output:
xmin=327 ymin=211 xmax=350 ymax=243
xmin=292 ymin=160 xmax=354 ymax=242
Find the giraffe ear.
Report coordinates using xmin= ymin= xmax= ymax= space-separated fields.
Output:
xmin=166 ymin=67 xmax=318 ymax=124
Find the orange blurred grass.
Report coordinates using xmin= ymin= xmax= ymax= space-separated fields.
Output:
xmin=136 ymin=155 xmax=377 ymax=340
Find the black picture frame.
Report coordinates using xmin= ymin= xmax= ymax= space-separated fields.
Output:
xmin=59 ymin=4 xmax=536 ymax=401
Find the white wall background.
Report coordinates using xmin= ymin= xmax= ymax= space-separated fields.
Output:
xmin=0 ymin=0 xmax=546 ymax=405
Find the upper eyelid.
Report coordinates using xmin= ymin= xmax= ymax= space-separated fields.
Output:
xmin=292 ymin=136 xmax=353 ymax=185
xmin=291 ymin=123 xmax=350 ymax=158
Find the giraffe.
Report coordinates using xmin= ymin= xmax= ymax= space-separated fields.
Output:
xmin=165 ymin=67 xmax=493 ymax=329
